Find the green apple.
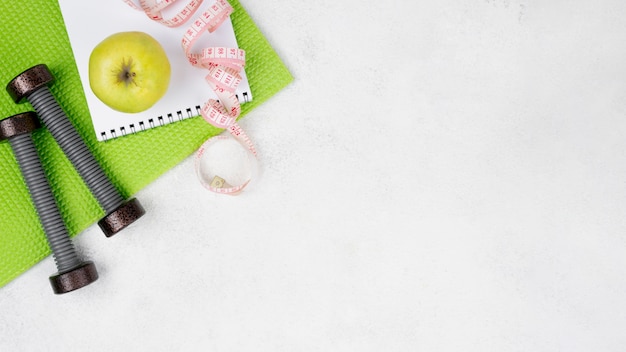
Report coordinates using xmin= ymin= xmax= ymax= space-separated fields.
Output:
xmin=89 ymin=31 xmax=171 ymax=113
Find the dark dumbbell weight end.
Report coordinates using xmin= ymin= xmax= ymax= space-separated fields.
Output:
xmin=6 ymin=64 xmax=53 ymax=103
xmin=98 ymin=198 xmax=146 ymax=237
xmin=50 ymin=261 xmax=98 ymax=294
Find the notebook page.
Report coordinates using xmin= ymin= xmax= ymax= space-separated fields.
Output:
xmin=58 ymin=0 xmax=252 ymax=141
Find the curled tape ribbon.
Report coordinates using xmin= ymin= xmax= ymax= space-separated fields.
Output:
xmin=123 ymin=0 xmax=258 ymax=195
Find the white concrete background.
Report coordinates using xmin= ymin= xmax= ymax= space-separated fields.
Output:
xmin=2 ymin=0 xmax=626 ymax=350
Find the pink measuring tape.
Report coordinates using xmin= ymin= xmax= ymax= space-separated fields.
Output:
xmin=123 ymin=0 xmax=258 ymax=195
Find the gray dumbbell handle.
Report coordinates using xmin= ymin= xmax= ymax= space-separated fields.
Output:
xmin=10 ymin=133 xmax=81 ymax=273
xmin=27 ymin=86 xmax=125 ymax=214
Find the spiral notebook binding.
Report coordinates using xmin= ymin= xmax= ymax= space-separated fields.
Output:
xmin=99 ymin=86 xmax=251 ymax=141
xmin=98 ymin=104 xmax=207 ymax=141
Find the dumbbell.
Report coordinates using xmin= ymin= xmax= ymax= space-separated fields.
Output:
xmin=7 ymin=64 xmax=145 ymax=237
xmin=0 ymin=112 xmax=98 ymax=294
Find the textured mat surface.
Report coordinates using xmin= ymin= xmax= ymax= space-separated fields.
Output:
xmin=0 ymin=0 xmax=293 ymax=287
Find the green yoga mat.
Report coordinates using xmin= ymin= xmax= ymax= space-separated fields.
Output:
xmin=0 ymin=0 xmax=293 ymax=288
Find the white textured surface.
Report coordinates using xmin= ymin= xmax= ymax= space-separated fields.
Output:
xmin=3 ymin=0 xmax=626 ymax=350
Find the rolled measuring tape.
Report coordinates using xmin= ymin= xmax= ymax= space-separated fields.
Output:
xmin=123 ymin=0 xmax=258 ymax=195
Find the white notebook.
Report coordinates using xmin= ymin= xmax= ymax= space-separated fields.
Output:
xmin=58 ymin=1 xmax=252 ymax=141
